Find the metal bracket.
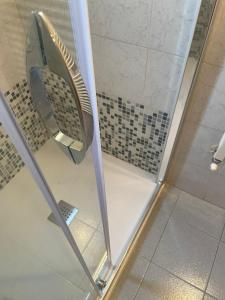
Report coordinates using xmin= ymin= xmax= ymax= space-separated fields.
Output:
xmin=95 ymin=278 xmax=107 ymax=291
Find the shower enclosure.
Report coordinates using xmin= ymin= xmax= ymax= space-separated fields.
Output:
xmin=0 ymin=0 xmax=217 ymax=299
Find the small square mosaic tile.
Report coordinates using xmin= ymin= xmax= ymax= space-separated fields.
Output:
xmin=97 ymin=92 xmax=170 ymax=175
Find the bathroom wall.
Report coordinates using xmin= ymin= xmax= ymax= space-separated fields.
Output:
xmin=167 ymin=0 xmax=225 ymax=209
xmin=88 ymin=0 xmax=201 ymax=174
xmin=0 ymin=0 xmax=206 ymax=187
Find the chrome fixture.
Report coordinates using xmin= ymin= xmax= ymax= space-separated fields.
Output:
xmin=48 ymin=200 xmax=78 ymax=226
xmin=210 ymin=132 xmax=225 ymax=171
xmin=96 ymin=278 xmax=107 ymax=290
xmin=26 ymin=11 xmax=93 ymax=164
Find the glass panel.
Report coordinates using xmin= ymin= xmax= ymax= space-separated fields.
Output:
xmin=87 ymin=0 xmax=203 ymax=179
xmin=0 ymin=0 xmax=106 ymax=296
xmin=0 ymin=127 xmax=97 ymax=299
xmin=86 ymin=0 xmax=216 ymax=262
xmin=156 ymin=0 xmax=217 ymax=180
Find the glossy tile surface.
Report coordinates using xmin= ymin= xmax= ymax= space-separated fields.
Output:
xmin=172 ymin=191 xmax=225 ymax=239
xmin=168 ymin=159 xmax=211 ymax=199
xmin=110 ymin=257 xmax=149 ymax=300
xmin=135 ymin=263 xmax=203 ymax=300
xmin=153 ymin=215 xmax=218 ymax=290
xmin=88 ymin=0 xmax=151 ymax=46
xmin=207 ymin=241 xmax=225 ymax=299
xmin=204 ymin=294 xmax=217 ymax=300
xmin=108 ymin=186 xmax=225 ymax=300
xmin=133 ymin=191 xmax=177 ymax=260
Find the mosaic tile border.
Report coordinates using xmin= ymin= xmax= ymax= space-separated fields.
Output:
xmin=0 ymin=79 xmax=170 ymax=188
xmin=97 ymin=92 xmax=170 ymax=175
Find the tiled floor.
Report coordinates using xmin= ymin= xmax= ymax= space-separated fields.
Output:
xmin=106 ymin=186 xmax=225 ymax=300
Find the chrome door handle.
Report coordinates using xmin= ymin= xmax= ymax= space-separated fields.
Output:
xmin=26 ymin=11 xmax=93 ymax=164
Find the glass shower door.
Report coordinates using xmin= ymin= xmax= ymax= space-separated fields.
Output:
xmin=0 ymin=0 xmax=108 ymax=298
xmin=0 ymin=121 xmax=99 ymax=299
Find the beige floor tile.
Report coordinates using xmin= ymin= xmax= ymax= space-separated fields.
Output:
xmin=172 ymin=191 xmax=225 ymax=239
xmin=153 ymin=217 xmax=218 ymax=290
xmin=135 ymin=263 xmax=203 ymax=300
xmin=207 ymin=241 xmax=225 ymax=299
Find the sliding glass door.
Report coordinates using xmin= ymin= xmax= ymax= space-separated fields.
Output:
xmin=0 ymin=0 xmax=109 ymax=298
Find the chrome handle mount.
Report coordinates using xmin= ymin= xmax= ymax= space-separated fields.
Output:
xmin=26 ymin=11 xmax=93 ymax=164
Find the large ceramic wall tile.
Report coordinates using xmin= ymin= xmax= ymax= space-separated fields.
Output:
xmin=92 ymin=35 xmax=147 ymax=102
xmin=88 ymin=0 xmax=151 ymax=47
xmin=148 ymin=0 xmax=200 ymax=56
xmin=204 ymin=0 xmax=225 ymax=67
xmin=172 ymin=191 xmax=225 ymax=239
xmin=207 ymin=242 xmax=225 ymax=299
xmin=153 ymin=217 xmax=218 ymax=290
xmin=135 ymin=263 xmax=203 ymax=300
xmin=143 ymin=49 xmax=185 ymax=112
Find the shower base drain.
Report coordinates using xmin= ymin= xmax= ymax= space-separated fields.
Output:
xmin=48 ymin=200 xmax=78 ymax=226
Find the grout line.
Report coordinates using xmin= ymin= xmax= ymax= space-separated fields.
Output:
xmin=142 ymin=0 xmax=153 ymax=94
xmin=152 ymin=261 xmax=205 ymax=294
xmin=143 ymin=48 xmax=149 ymax=92
xmin=171 ymin=184 xmax=225 ymax=213
xmin=76 ymin=216 xmax=99 ymax=231
xmin=92 ymin=33 xmax=185 ymax=59
xmin=131 ymin=259 xmax=152 ymax=300
xmin=204 ymin=219 xmax=225 ymax=296
xmin=82 ymin=227 xmax=100 ymax=254
xmin=133 ymin=189 xmax=180 ymax=299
